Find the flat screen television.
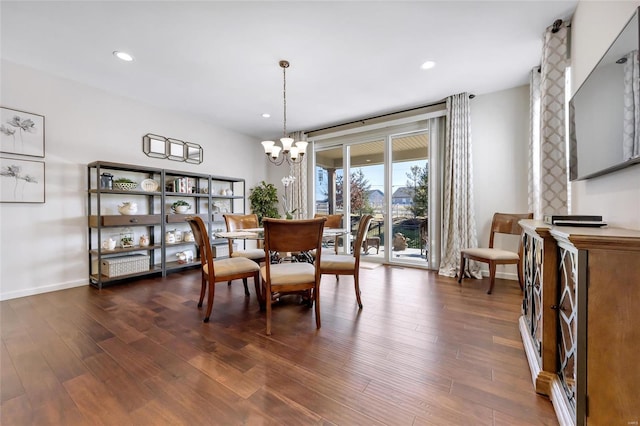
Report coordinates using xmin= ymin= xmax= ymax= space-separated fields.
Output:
xmin=569 ymin=7 xmax=640 ymax=180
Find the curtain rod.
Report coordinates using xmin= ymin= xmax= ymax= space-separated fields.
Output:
xmin=305 ymin=100 xmax=447 ymax=135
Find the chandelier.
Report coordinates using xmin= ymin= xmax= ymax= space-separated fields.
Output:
xmin=261 ymin=60 xmax=308 ymax=165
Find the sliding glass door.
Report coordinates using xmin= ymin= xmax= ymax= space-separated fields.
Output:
xmin=388 ymin=131 xmax=429 ymax=266
xmin=313 ymin=117 xmax=441 ymax=268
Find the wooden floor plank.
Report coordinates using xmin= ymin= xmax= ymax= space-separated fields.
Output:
xmin=0 ymin=267 xmax=558 ymax=424
xmin=63 ymin=373 xmax=133 ymax=424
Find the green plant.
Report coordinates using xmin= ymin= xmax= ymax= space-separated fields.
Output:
xmin=114 ymin=177 xmax=135 ymax=183
xmin=249 ymin=181 xmax=279 ymax=225
xmin=171 ymin=200 xmax=191 ymax=208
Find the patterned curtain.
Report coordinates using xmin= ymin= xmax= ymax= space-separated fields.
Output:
xmin=439 ymin=93 xmax=481 ymax=279
xmin=535 ymin=20 xmax=570 ymax=216
xmin=289 ymin=131 xmax=308 ymax=219
xmin=623 ymin=50 xmax=640 ymax=160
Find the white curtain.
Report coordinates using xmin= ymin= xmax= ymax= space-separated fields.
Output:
xmin=289 ymin=131 xmax=308 ymax=219
xmin=530 ymin=21 xmax=570 ymax=217
xmin=623 ymin=49 xmax=640 ymax=160
xmin=528 ymin=68 xmax=542 ymax=218
xmin=439 ymin=93 xmax=481 ymax=279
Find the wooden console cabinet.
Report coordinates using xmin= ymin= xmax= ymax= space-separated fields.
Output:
xmin=519 ymin=220 xmax=640 ymax=425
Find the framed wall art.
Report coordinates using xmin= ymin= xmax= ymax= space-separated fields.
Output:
xmin=0 ymin=107 xmax=45 ymax=158
xmin=0 ymin=157 xmax=45 ymax=203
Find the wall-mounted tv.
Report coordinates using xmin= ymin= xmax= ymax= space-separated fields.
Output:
xmin=569 ymin=7 xmax=640 ymax=180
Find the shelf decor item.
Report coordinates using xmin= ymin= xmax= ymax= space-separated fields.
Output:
xmin=171 ymin=200 xmax=191 ymax=214
xmin=100 ymin=173 xmax=113 ymax=190
xmin=120 ymin=229 xmax=134 ymax=248
xmin=140 ymin=178 xmax=159 ymax=192
xmin=96 ymin=254 xmax=150 ymax=277
xmin=139 ymin=234 xmax=150 ymax=247
xmin=113 ymin=178 xmax=137 ymax=191
xmin=117 ymin=201 xmax=138 ymax=215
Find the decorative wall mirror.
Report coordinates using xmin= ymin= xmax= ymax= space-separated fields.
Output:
xmin=143 ymin=134 xmax=168 ymax=159
xmin=185 ymin=142 xmax=203 ymax=164
xmin=167 ymin=138 xmax=185 ymax=161
xmin=142 ymin=133 xmax=203 ymax=163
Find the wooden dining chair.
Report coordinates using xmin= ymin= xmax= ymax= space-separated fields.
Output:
xmin=314 ymin=213 xmax=343 ymax=254
xmin=186 ymin=216 xmax=261 ymax=323
xmin=319 ymin=214 xmax=373 ymax=309
xmin=261 ymin=217 xmax=326 ymax=335
xmin=223 ymin=213 xmax=266 ymax=294
xmin=458 ymin=212 xmax=533 ymax=294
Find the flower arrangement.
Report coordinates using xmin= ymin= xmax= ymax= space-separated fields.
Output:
xmin=281 ymin=175 xmax=297 ymax=219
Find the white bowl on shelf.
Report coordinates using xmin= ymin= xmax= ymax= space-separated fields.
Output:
xmin=172 ymin=205 xmax=190 ymax=214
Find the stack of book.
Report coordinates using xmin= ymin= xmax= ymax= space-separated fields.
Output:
xmin=543 ymin=214 xmax=606 ymax=227
xmin=166 ymin=177 xmax=196 ymax=193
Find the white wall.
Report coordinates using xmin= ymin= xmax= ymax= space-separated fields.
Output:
xmin=0 ymin=60 xmax=267 ymax=300
xmin=570 ymin=1 xmax=640 ymax=230
xmin=471 ymin=85 xmax=531 ymax=279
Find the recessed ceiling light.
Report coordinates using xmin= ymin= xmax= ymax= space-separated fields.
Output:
xmin=261 ymin=113 xmax=271 ymax=118
xmin=113 ymin=51 xmax=134 ymax=62
xmin=420 ymin=61 xmax=436 ymax=70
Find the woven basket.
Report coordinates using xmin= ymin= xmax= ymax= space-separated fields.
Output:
xmin=114 ymin=182 xmax=138 ymax=191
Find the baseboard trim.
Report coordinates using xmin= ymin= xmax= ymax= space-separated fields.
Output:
xmin=0 ymin=279 xmax=87 ymax=301
xmin=550 ymin=376 xmax=575 ymax=426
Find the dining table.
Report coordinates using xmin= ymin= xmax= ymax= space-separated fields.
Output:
xmin=215 ymin=227 xmax=350 ymax=263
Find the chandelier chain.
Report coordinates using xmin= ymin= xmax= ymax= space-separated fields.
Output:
xmin=282 ymin=63 xmax=287 ymax=138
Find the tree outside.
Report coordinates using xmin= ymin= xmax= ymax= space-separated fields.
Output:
xmin=335 ymin=169 xmax=373 ymax=216
xmin=405 ymin=164 xmax=428 ymax=217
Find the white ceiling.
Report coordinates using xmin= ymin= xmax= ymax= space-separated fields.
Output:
xmin=1 ymin=1 xmax=577 ymax=140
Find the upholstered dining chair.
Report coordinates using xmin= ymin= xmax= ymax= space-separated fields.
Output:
xmin=458 ymin=212 xmax=533 ymax=294
xmin=261 ymin=217 xmax=326 ymax=335
xmin=319 ymin=214 xmax=373 ymax=309
xmin=186 ymin=216 xmax=261 ymax=323
xmin=314 ymin=213 xmax=343 ymax=254
xmin=223 ymin=213 xmax=266 ymax=294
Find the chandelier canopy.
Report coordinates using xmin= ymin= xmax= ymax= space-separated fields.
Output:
xmin=261 ymin=60 xmax=307 ymax=165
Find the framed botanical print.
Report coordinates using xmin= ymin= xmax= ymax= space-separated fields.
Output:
xmin=0 ymin=157 xmax=45 ymax=203
xmin=0 ymin=107 xmax=45 ymax=158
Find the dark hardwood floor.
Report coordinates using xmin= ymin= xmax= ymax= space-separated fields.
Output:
xmin=1 ymin=265 xmax=558 ymax=425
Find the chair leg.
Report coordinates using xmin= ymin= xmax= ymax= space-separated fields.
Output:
xmin=314 ymin=285 xmax=321 ymax=329
xmin=198 ymin=274 xmax=206 ymax=308
xmin=516 ymin=260 xmax=524 ymax=291
xmin=253 ymin=271 xmax=263 ymax=307
xmin=354 ymin=272 xmax=363 ymax=309
xmin=265 ymin=286 xmax=272 ymax=336
xmin=458 ymin=256 xmax=466 ymax=284
xmin=203 ymin=280 xmax=215 ymax=323
xmin=259 ymin=278 xmax=266 ymax=311
xmin=487 ymin=262 xmax=497 ymax=294
xmin=242 ymin=278 xmax=250 ymax=296
xmin=227 ymin=281 xmax=232 ymax=286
